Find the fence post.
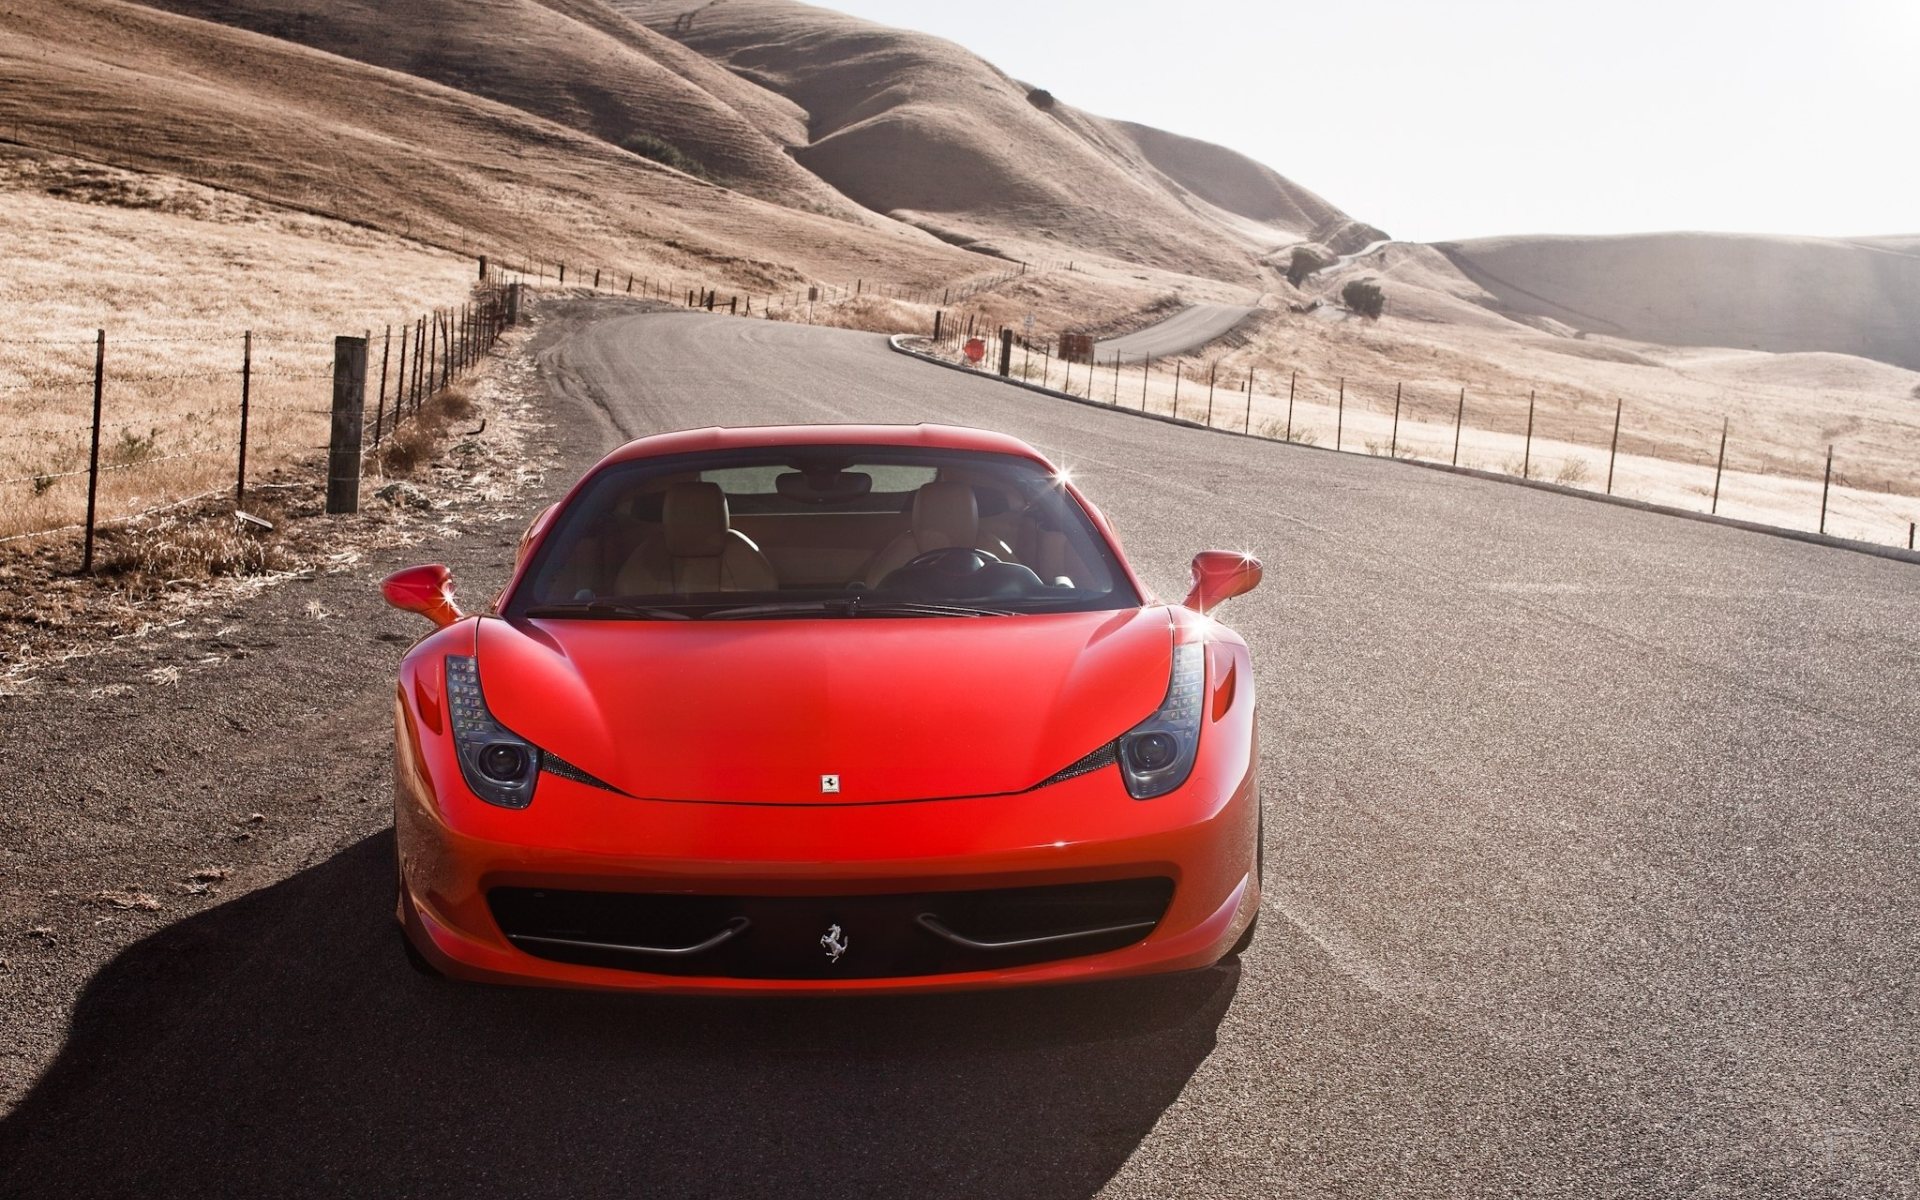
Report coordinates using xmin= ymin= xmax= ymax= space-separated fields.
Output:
xmin=326 ymin=335 xmax=368 ymax=515
xmin=730 ymin=296 xmax=738 ymax=315
xmin=1606 ymin=398 xmax=1621 ymax=494
xmin=1336 ymin=378 xmax=1344 ymax=451
xmin=1820 ymin=445 xmax=1833 ymax=534
xmin=933 ymin=311 xmax=943 ymax=341
xmin=593 ymin=268 xmax=601 ymax=289
xmin=999 ymin=328 xmax=1013 ymax=377
xmin=1112 ymin=355 xmax=1121 ymax=404
xmin=1909 ymin=522 xmax=1915 ymax=550
xmin=237 ymin=330 xmax=252 ymax=506
xmin=1206 ymin=361 xmax=1217 ymax=425
xmin=1710 ymin=417 xmax=1728 ymax=514
xmin=413 ymin=316 xmax=426 ymax=409
xmin=506 ymin=283 xmax=522 ymax=325
xmin=1390 ymin=382 xmax=1402 ymax=458
xmin=1452 ymin=387 xmax=1465 ymax=466
xmin=80 ymin=329 xmax=105 ymax=573
xmin=1244 ymin=371 xmax=1254 ymax=433
xmin=442 ymin=312 xmax=453 ymax=388
xmin=478 ymin=255 xmax=488 ymax=281
xmin=1522 ymin=389 xmax=1536 ymax=479
xmin=1171 ymin=362 xmax=1181 ymax=418
xmin=373 ymin=325 xmax=391 ymax=446
xmin=1286 ymin=371 xmax=1296 ymax=442
xmin=394 ymin=325 xmax=409 ymax=433
xmin=559 ymin=263 xmax=566 ymax=285
xmin=1142 ymin=357 xmax=1151 ymax=409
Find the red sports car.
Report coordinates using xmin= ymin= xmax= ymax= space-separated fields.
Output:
xmin=382 ymin=424 xmax=1262 ymax=993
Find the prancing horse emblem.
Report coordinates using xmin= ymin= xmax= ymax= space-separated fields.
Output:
xmin=820 ymin=774 xmax=841 ymax=794
xmin=820 ymin=923 xmax=849 ymax=963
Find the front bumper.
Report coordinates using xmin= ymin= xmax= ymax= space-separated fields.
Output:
xmin=393 ymin=699 xmax=1259 ymax=995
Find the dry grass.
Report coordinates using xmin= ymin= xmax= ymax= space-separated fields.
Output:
xmin=0 ymin=149 xmax=489 ymax=544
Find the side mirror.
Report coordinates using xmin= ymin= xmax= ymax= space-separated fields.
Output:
xmin=381 ymin=563 xmax=465 ymax=628
xmin=1182 ymin=551 xmax=1262 ymax=613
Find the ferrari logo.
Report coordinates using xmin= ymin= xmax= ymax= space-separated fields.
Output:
xmin=820 ymin=923 xmax=849 ymax=963
xmin=820 ymin=774 xmax=841 ymax=794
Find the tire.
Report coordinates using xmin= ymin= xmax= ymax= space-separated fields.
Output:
xmin=1230 ymin=804 xmax=1264 ymax=957
xmin=1229 ymin=913 xmax=1259 ymax=957
xmin=399 ymin=923 xmax=444 ymax=978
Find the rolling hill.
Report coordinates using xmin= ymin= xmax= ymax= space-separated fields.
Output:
xmin=1434 ymin=232 xmax=1920 ymax=371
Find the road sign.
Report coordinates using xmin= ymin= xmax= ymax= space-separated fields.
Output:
xmin=964 ymin=337 xmax=987 ymax=364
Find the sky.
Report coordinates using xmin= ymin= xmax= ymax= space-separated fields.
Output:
xmin=821 ymin=0 xmax=1920 ymax=242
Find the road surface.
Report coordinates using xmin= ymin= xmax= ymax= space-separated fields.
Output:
xmin=1095 ymin=302 xmax=1259 ymax=363
xmin=3 ymin=303 xmax=1915 ymax=1199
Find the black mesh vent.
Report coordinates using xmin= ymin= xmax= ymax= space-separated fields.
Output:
xmin=541 ymin=753 xmax=624 ymax=794
xmin=1032 ymin=742 xmax=1118 ymax=789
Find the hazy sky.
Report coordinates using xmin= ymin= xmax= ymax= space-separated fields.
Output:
xmin=821 ymin=0 xmax=1919 ymax=242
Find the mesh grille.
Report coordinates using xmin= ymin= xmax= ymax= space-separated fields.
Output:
xmin=1033 ymin=742 xmax=1118 ymax=789
xmin=541 ymin=753 xmax=624 ymax=795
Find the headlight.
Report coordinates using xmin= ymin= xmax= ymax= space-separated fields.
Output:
xmin=445 ymin=655 xmax=541 ymax=808
xmin=1118 ymin=642 xmax=1203 ymax=799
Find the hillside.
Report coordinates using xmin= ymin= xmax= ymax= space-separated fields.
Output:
xmin=1434 ymin=232 xmax=1920 ymax=371
xmin=1 ymin=0 xmax=984 ymax=290
xmin=612 ymin=0 xmax=1382 ymax=280
xmin=128 ymin=0 xmax=874 ymax=220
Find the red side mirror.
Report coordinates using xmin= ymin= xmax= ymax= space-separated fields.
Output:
xmin=381 ymin=563 xmax=465 ymax=628
xmin=1182 ymin=551 xmax=1262 ymax=613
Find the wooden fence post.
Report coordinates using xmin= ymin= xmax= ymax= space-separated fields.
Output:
xmin=1244 ymin=371 xmax=1254 ymax=433
xmin=1390 ymin=381 xmax=1402 ymax=457
xmin=1522 ymin=389 xmax=1536 ymax=479
xmin=999 ymin=329 xmax=1013 ymax=377
xmin=1206 ymin=361 xmax=1217 ymax=425
xmin=1452 ymin=387 xmax=1465 ymax=466
xmin=1606 ymin=399 xmax=1621 ymax=494
xmin=1711 ymin=417 xmax=1729 ymax=514
xmin=1286 ymin=370 xmax=1296 ymax=442
xmin=1820 ymin=446 xmax=1833 ymax=534
xmin=80 ymin=329 xmax=105 ymax=573
xmin=326 ymin=335 xmax=368 ymax=515
xmin=237 ymin=330 xmax=252 ymax=505
xmin=1336 ymin=378 xmax=1345 ymax=451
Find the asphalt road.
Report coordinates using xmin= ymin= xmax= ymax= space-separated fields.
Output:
xmin=4 ymin=302 xmax=1916 ymax=1198
xmin=1096 ymin=302 xmax=1258 ymax=362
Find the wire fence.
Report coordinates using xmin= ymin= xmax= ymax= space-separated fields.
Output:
xmin=918 ymin=317 xmax=1920 ymax=552
xmin=0 ymin=285 xmax=510 ymax=565
xmin=0 ymin=251 xmax=1066 ymax=570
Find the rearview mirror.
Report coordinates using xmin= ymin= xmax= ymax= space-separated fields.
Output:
xmin=381 ymin=563 xmax=465 ymax=628
xmin=1182 ymin=551 xmax=1262 ymax=613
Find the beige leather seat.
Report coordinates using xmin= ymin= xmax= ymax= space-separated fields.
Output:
xmin=615 ymin=481 xmax=778 ymax=595
xmin=862 ymin=481 xmax=983 ymax=586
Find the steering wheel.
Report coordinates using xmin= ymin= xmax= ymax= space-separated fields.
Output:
xmin=895 ymin=546 xmax=1001 ymax=577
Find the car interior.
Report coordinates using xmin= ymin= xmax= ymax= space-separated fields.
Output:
xmin=518 ymin=448 xmax=1132 ymax=613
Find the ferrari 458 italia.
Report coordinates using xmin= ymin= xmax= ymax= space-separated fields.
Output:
xmin=383 ymin=424 xmax=1262 ymax=993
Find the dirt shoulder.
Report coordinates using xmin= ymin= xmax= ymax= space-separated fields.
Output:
xmin=0 ymin=294 xmax=637 ymax=1112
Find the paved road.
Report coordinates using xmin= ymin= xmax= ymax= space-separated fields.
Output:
xmin=4 ymin=303 xmax=1915 ymax=1198
xmin=1096 ymin=302 xmax=1258 ymax=362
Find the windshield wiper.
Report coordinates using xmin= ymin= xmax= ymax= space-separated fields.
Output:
xmin=521 ymin=602 xmax=694 ymax=621
xmin=702 ymin=598 xmax=1014 ymax=620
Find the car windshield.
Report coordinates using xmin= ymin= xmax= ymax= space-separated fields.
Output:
xmin=507 ymin=445 xmax=1139 ymax=619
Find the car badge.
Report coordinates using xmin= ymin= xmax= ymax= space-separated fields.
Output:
xmin=820 ymin=923 xmax=850 ymax=963
xmin=820 ymin=774 xmax=841 ymax=795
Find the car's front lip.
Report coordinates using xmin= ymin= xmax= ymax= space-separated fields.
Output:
xmin=394 ymin=711 xmax=1258 ymax=993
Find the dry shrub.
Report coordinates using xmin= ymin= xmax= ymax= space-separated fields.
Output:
xmin=375 ymin=384 xmax=474 ymax=476
xmin=96 ymin=513 xmax=294 ymax=598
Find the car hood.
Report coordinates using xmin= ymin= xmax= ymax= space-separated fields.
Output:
xmin=477 ymin=608 xmax=1172 ymax=804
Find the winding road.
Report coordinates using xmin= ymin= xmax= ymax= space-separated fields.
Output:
xmin=3 ymin=302 xmax=1915 ymax=1199
xmin=1095 ymin=302 xmax=1258 ymax=362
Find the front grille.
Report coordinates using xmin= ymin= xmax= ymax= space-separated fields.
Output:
xmin=488 ymin=877 xmax=1175 ymax=980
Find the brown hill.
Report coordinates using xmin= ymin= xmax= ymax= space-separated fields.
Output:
xmin=1 ymin=0 xmax=981 ymax=289
xmin=612 ymin=0 xmax=1381 ymax=281
xmin=126 ymin=0 xmax=872 ymax=219
xmin=1435 ymin=232 xmax=1920 ymax=371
